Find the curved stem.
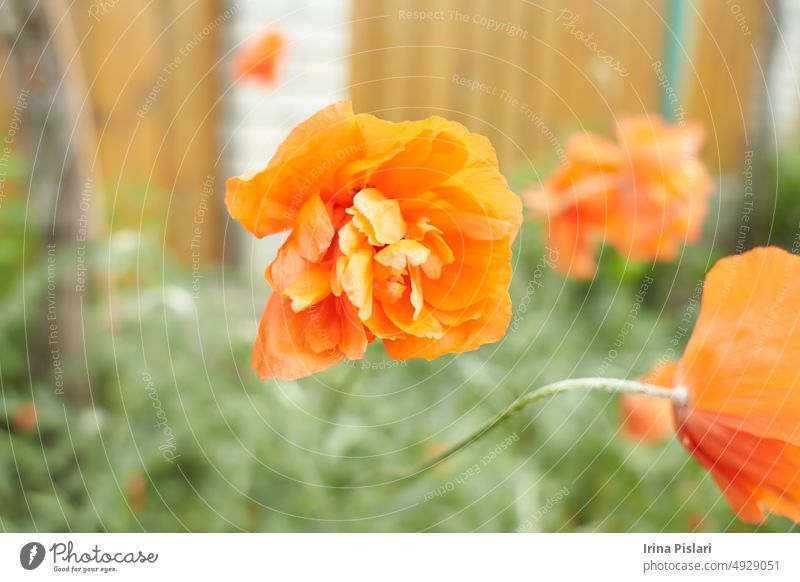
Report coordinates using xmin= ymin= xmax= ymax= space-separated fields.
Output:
xmin=369 ymin=377 xmax=684 ymax=485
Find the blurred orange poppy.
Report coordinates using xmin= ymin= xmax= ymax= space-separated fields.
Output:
xmin=12 ymin=402 xmax=37 ymax=433
xmin=525 ymin=116 xmax=714 ymax=278
xmin=638 ymin=247 xmax=800 ymax=523
xmin=227 ymin=101 xmax=522 ymax=380
xmin=234 ymin=30 xmax=286 ymax=85
xmin=125 ymin=471 xmax=148 ymax=513
xmin=620 ymin=361 xmax=675 ymax=445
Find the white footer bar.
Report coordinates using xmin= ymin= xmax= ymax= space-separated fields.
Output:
xmin=0 ymin=533 xmax=796 ymax=580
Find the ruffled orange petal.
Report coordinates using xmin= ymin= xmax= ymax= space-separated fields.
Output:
xmin=565 ymin=132 xmax=622 ymax=169
xmin=679 ymin=247 xmax=800 ymax=445
xmin=226 ymin=102 xmax=364 ymax=237
xmin=418 ymin=236 xmax=493 ymax=312
xmin=252 ymin=294 xmax=344 ymax=381
xmin=411 ymin=207 xmax=516 ymax=241
xmin=347 ymin=188 xmax=407 ymax=245
xmin=675 ymin=406 xmax=800 ymax=523
xmin=357 ymin=114 xmax=522 ymax=239
xmin=382 ymin=289 xmax=444 ymax=339
xmin=338 ymin=296 xmax=370 ymax=360
xmin=374 ymin=239 xmax=431 ymax=271
xmin=340 ymin=246 xmax=374 ymax=320
xmin=384 ymin=236 xmax=512 ymax=360
xmin=547 ymin=208 xmax=603 ymax=279
xmin=616 ymin=117 xmax=705 ymax=177
xmin=336 ymin=220 xmax=366 ymax=255
xmin=303 ymin=296 xmax=342 ymax=353
xmin=372 ymin=129 xmax=469 ymax=199
xmin=282 ymin=262 xmax=332 ymax=312
xmin=294 ymin=193 xmax=334 ymax=262
xmin=265 ymin=237 xmax=305 ymax=291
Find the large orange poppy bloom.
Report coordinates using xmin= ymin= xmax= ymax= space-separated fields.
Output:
xmin=234 ymin=30 xmax=286 ymax=85
xmin=526 ymin=116 xmax=714 ymax=278
xmin=636 ymin=247 xmax=800 ymax=523
xmin=227 ymin=101 xmax=522 ymax=380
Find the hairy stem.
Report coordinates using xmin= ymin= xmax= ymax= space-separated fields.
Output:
xmin=370 ymin=377 xmax=684 ymax=485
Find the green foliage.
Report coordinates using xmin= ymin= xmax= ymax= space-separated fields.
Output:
xmin=756 ymin=146 xmax=800 ymax=249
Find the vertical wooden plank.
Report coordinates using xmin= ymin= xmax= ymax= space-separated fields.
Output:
xmin=163 ymin=0 xmax=222 ymax=262
xmin=548 ymin=0 xmax=590 ymax=136
xmin=71 ymin=1 xmax=170 ymax=234
xmin=469 ymin=0 xmax=492 ymax=130
xmin=394 ymin=0 xmax=424 ymax=121
xmin=686 ymin=0 xmax=764 ymax=170
xmin=599 ymin=0 xmax=668 ymax=115
xmin=376 ymin=0 xmax=411 ymax=121
xmin=514 ymin=0 xmax=561 ymax=170
xmin=502 ymin=0 xmax=526 ymax=167
xmin=351 ymin=0 xmax=394 ymax=116
xmin=412 ymin=0 xmax=454 ymax=120
xmin=446 ymin=0 xmax=489 ymax=131
xmin=477 ymin=0 xmax=519 ymax=165
xmin=71 ymin=0 xmax=222 ymax=263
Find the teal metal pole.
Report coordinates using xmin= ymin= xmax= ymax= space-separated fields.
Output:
xmin=662 ymin=0 xmax=686 ymax=122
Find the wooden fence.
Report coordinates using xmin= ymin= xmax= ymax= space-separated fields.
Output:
xmin=0 ymin=0 xmax=773 ymax=266
xmin=0 ymin=0 xmax=225 ymax=263
xmin=70 ymin=0 xmax=224 ymax=262
xmin=352 ymin=0 xmax=771 ymax=173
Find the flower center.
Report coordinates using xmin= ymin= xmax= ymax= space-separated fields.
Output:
xmin=333 ymin=188 xmax=455 ymax=331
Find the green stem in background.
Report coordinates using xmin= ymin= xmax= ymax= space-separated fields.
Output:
xmin=372 ymin=378 xmax=686 ymax=485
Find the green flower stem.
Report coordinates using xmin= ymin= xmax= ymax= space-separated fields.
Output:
xmin=374 ymin=377 xmax=684 ymax=485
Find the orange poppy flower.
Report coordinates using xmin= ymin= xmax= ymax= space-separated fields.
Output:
xmin=639 ymin=247 xmax=800 ymax=523
xmin=125 ymin=471 xmax=148 ymax=513
xmin=234 ymin=30 xmax=286 ymax=85
xmin=619 ymin=361 xmax=675 ymax=445
xmin=12 ymin=402 xmax=37 ymax=433
xmin=525 ymin=116 xmax=714 ymax=278
xmin=227 ymin=101 xmax=522 ymax=380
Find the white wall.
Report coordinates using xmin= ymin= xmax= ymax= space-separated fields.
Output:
xmin=222 ymin=0 xmax=351 ymax=278
xmin=769 ymin=0 xmax=800 ymax=146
